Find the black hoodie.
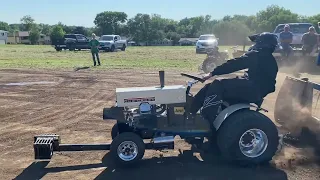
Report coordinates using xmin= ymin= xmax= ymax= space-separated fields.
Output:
xmin=211 ymin=49 xmax=278 ymax=96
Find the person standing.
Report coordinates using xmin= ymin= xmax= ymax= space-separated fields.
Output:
xmin=89 ymin=33 xmax=101 ymax=66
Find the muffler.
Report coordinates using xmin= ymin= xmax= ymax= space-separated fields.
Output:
xmin=151 ymin=136 xmax=174 ymax=150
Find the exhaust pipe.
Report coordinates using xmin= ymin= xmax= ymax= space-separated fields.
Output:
xmin=159 ymin=71 xmax=164 ymax=88
xmin=152 ymin=136 xmax=174 ymax=150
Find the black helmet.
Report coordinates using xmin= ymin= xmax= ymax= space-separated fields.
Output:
xmin=248 ymin=32 xmax=278 ymax=52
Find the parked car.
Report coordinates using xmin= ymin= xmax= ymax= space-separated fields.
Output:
xmin=196 ymin=34 xmax=219 ymax=54
xmin=52 ymin=34 xmax=91 ymax=51
xmin=99 ymin=35 xmax=127 ymax=52
xmin=273 ymin=23 xmax=314 ymax=48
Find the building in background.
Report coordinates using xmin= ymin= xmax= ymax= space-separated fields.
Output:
xmin=0 ymin=30 xmax=8 ymax=44
xmin=7 ymin=31 xmax=51 ymax=44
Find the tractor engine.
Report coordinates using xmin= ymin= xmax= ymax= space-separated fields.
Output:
xmin=122 ymin=103 xmax=166 ymax=128
xmin=114 ymin=71 xmax=186 ymax=130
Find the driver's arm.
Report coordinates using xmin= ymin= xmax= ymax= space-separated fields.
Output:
xmin=210 ymin=51 xmax=256 ymax=76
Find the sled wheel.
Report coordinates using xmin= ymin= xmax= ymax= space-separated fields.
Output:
xmin=202 ymin=58 xmax=218 ymax=73
xmin=111 ymin=123 xmax=119 ymax=139
xmin=217 ymin=110 xmax=279 ymax=166
xmin=110 ymin=132 xmax=145 ymax=166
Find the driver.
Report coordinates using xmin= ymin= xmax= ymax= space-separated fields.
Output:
xmin=190 ymin=32 xmax=279 ymax=124
xmin=302 ymin=26 xmax=318 ymax=56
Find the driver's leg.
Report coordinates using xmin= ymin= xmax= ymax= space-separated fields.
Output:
xmin=199 ymin=80 xmax=224 ymax=122
xmin=201 ymin=78 xmax=261 ymax=123
xmin=190 ymin=83 xmax=211 ymax=115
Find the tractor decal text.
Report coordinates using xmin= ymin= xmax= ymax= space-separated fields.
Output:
xmin=174 ymin=107 xmax=185 ymax=115
xmin=124 ymin=97 xmax=155 ymax=103
xmin=203 ymin=94 xmax=223 ymax=109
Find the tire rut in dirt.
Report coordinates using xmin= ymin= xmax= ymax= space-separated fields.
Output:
xmin=50 ymin=86 xmax=110 ymax=130
xmin=20 ymin=76 xmax=100 ymax=126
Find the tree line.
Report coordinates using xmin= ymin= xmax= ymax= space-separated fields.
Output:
xmin=1 ymin=5 xmax=320 ymax=45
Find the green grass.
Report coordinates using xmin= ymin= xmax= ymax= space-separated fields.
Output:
xmin=0 ymin=45 xmax=240 ymax=71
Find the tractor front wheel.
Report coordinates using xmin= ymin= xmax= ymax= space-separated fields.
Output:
xmin=217 ymin=110 xmax=279 ymax=166
xmin=110 ymin=132 xmax=145 ymax=166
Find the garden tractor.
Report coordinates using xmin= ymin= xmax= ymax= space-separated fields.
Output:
xmin=101 ymin=71 xmax=280 ymax=166
xmin=34 ymin=71 xmax=320 ymax=167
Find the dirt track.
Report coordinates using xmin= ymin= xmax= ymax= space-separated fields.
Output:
xmin=0 ymin=68 xmax=319 ymax=180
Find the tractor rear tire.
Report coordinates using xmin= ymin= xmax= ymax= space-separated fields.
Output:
xmin=217 ymin=110 xmax=279 ymax=166
xmin=110 ymin=132 xmax=145 ymax=166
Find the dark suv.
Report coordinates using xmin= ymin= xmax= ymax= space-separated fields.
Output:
xmin=52 ymin=34 xmax=91 ymax=51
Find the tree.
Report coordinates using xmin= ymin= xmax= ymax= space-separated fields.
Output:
xmin=307 ymin=14 xmax=320 ymax=32
xmin=166 ymin=31 xmax=181 ymax=45
xmin=127 ymin=13 xmax=152 ymax=43
xmin=213 ymin=20 xmax=252 ymax=45
xmin=9 ymin=24 xmax=21 ymax=32
xmin=50 ymin=25 xmax=65 ymax=45
xmin=29 ymin=27 xmax=40 ymax=44
xmin=63 ymin=25 xmax=76 ymax=34
xmin=94 ymin=11 xmax=127 ymax=34
xmin=0 ymin=21 xmax=10 ymax=31
xmin=255 ymin=5 xmax=299 ymax=32
xmin=73 ymin=26 xmax=89 ymax=36
xmin=164 ymin=22 xmax=178 ymax=33
xmin=39 ymin=23 xmax=52 ymax=35
xmin=200 ymin=19 xmax=219 ymax=35
xmin=127 ymin=13 xmax=169 ymax=44
xmin=20 ymin=15 xmax=35 ymax=31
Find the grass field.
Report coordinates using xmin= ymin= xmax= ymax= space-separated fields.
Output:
xmin=1 ymin=44 xmax=320 ymax=180
xmin=0 ymin=45 xmax=239 ymax=70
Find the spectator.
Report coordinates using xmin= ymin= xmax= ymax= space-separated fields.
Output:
xmin=279 ymin=24 xmax=293 ymax=57
xmin=89 ymin=33 xmax=101 ymax=66
xmin=302 ymin=26 xmax=318 ymax=55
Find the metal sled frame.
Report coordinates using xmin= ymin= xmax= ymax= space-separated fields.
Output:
xmin=33 ymin=133 xmax=172 ymax=160
xmin=274 ymin=76 xmax=320 ymax=129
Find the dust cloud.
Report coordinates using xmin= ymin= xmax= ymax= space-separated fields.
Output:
xmin=274 ymin=64 xmax=320 ymax=169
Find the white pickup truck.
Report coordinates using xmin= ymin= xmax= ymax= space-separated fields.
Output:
xmin=99 ymin=35 xmax=127 ymax=52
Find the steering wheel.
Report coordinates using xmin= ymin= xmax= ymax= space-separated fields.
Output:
xmin=180 ymin=73 xmax=206 ymax=83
